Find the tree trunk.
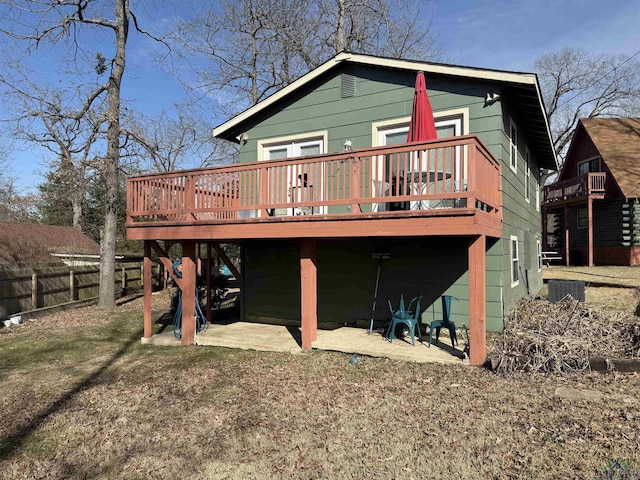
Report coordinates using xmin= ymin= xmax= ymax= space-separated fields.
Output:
xmin=72 ymin=198 xmax=83 ymax=230
xmin=98 ymin=0 xmax=129 ymax=308
xmin=335 ymin=0 xmax=346 ymax=52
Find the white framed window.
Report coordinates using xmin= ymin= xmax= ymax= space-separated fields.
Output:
xmin=374 ymin=114 xmax=464 ymax=146
xmin=263 ymin=138 xmax=323 ymax=160
xmin=577 ymin=208 xmax=588 ymax=229
xmin=509 ymin=118 xmax=518 ymax=173
xmin=258 ymin=131 xmax=328 ymax=161
xmin=378 ymin=124 xmax=411 ymax=146
xmin=536 ymin=239 xmax=542 ymax=272
xmin=372 ymin=110 xmax=467 ymax=211
xmin=372 ymin=107 xmax=469 ymax=147
xmin=535 ymin=179 xmax=540 ymax=212
xmin=510 ymin=235 xmax=519 ymax=287
xmin=524 ymin=146 xmax=530 ymax=202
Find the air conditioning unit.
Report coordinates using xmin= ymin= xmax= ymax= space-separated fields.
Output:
xmin=548 ymin=279 xmax=585 ymax=303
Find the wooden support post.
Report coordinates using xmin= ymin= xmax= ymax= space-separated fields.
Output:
xmin=468 ymin=235 xmax=486 ymax=366
xmin=69 ymin=270 xmax=75 ymax=302
xmin=206 ymin=242 xmax=212 ymax=325
xmin=121 ymin=265 xmax=126 ymax=290
xmin=186 ymin=174 xmax=197 ymax=220
xmin=564 ymin=204 xmax=570 ymax=266
xmin=196 ymin=242 xmax=202 ymax=276
xmin=588 ymin=198 xmax=594 ymax=267
xmin=300 ymin=238 xmax=318 ymax=350
xmin=260 ymin=167 xmax=270 ymax=217
xmin=143 ymin=241 xmax=153 ymax=338
xmin=541 ymin=208 xmax=548 ymax=251
xmin=181 ymin=240 xmax=197 ymax=345
xmin=351 ymin=159 xmax=362 ymax=213
xmin=31 ymin=273 xmax=37 ymax=310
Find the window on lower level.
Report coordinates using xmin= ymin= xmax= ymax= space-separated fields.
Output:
xmin=511 ymin=235 xmax=519 ymax=287
xmin=577 ymin=208 xmax=588 ymax=229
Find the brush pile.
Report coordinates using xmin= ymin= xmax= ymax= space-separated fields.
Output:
xmin=491 ymin=295 xmax=640 ymax=375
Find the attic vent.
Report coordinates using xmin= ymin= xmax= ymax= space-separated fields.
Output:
xmin=341 ymin=72 xmax=356 ymax=98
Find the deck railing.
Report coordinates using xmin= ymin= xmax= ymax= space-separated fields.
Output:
xmin=126 ymin=135 xmax=501 ymax=225
xmin=543 ymin=172 xmax=607 ymax=204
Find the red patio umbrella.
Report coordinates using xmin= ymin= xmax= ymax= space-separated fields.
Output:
xmin=406 ymin=72 xmax=438 ymax=211
xmin=406 ymin=71 xmax=437 ymax=143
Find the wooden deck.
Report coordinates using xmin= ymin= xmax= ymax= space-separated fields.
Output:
xmin=129 ymin=136 xmax=503 ymax=366
xmin=543 ymin=172 xmax=608 ymax=206
xmin=542 ymin=173 xmax=610 ymax=267
xmin=126 ymin=136 xmax=502 ymax=241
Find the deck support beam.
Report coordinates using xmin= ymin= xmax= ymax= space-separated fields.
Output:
xmin=143 ymin=241 xmax=152 ymax=338
xmin=206 ymin=243 xmax=213 ymax=325
xmin=564 ymin=204 xmax=570 ymax=267
xmin=300 ymin=238 xmax=318 ymax=350
xmin=150 ymin=241 xmax=183 ymax=290
xmin=212 ymin=243 xmax=242 ymax=282
xmin=588 ymin=198 xmax=594 ymax=267
xmin=468 ymin=234 xmax=486 ymax=366
xmin=181 ymin=240 xmax=197 ymax=345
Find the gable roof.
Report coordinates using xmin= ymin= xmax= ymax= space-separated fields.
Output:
xmin=579 ymin=118 xmax=640 ymax=198
xmin=0 ymin=222 xmax=100 ymax=266
xmin=213 ymin=51 xmax=558 ymax=170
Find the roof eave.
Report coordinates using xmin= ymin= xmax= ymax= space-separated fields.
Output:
xmin=213 ymin=52 xmax=545 ymax=142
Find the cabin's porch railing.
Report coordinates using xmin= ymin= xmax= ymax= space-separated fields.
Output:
xmin=126 ymin=135 xmax=502 ymax=225
xmin=543 ymin=172 xmax=607 ymax=204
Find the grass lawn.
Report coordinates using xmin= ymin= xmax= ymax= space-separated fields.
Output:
xmin=1 ymin=289 xmax=640 ymax=479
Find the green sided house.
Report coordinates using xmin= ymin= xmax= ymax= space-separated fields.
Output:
xmin=542 ymin=117 xmax=640 ymax=266
xmin=126 ymin=52 xmax=557 ymax=366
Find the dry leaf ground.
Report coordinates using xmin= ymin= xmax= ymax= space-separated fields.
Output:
xmin=1 ymin=274 xmax=640 ymax=479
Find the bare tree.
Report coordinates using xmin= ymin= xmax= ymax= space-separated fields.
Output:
xmin=317 ymin=0 xmax=438 ymax=59
xmin=0 ymin=71 xmax=104 ymax=230
xmin=0 ymin=141 xmax=39 ymax=222
xmin=171 ymin=0 xmax=440 ymax=117
xmin=536 ymin=47 xmax=640 ymax=166
xmin=123 ymin=103 xmax=235 ymax=173
xmin=0 ymin=0 xmax=166 ymax=307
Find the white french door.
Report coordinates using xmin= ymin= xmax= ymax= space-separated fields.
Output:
xmin=264 ymin=138 xmax=324 ymax=216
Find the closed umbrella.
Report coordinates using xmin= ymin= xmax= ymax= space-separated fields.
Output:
xmin=407 ymin=72 xmax=438 ymax=209
xmin=407 ymin=71 xmax=437 ymax=143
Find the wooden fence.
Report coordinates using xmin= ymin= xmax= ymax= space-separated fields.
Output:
xmin=0 ymin=262 xmax=153 ymax=319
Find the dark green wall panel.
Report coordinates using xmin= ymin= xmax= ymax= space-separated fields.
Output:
xmin=243 ymin=237 xmax=505 ymax=331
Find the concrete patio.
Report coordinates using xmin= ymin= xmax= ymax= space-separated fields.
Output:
xmin=141 ymin=321 xmax=469 ymax=365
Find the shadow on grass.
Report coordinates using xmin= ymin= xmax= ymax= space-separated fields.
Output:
xmin=0 ymin=326 xmax=143 ymax=461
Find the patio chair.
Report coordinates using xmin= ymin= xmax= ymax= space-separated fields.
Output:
xmin=387 ymin=295 xmax=423 ymax=346
xmin=427 ymin=295 xmax=459 ymax=348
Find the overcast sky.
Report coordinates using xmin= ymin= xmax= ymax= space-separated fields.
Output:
xmin=5 ymin=0 xmax=640 ymax=192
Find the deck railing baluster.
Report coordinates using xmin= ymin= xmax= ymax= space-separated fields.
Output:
xmin=126 ymin=136 xmax=502 ymax=225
